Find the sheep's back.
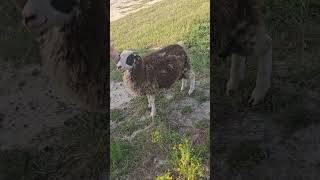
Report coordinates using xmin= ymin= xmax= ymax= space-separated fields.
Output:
xmin=143 ymin=44 xmax=190 ymax=89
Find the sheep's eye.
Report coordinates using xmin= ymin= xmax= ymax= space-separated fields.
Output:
xmin=50 ymin=0 xmax=77 ymax=14
xmin=126 ymin=54 xmax=135 ymax=66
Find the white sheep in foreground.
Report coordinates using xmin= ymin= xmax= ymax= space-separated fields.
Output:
xmin=214 ymin=0 xmax=272 ymax=106
xmin=13 ymin=0 xmax=108 ymax=111
xmin=116 ymin=43 xmax=195 ymax=118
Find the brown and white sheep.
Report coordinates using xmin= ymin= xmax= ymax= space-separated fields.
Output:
xmin=213 ymin=0 xmax=272 ymax=105
xmin=13 ymin=0 xmax=108 ymax=111
xmin=116 ymin=43 xmax=195 ymax=118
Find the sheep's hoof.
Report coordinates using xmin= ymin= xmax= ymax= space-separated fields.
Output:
xmin=188 ymin=89 xmax=194 ymax=95
xmin=248 ymin=94 xmax=263 ymax=106
xmin=226 ymin=89 xmax=235 ymax=96
xmin=248 ymin=97 xmax=261 ymax=106
xmin=248 ymin=88 xmax=268 ymax=106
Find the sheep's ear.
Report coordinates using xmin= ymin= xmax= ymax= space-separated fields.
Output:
xmin=134 ymin=54 xmax=142 ymax=62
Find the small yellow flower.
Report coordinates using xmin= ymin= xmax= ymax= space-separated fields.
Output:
xmin=152 ymin=130 xmax=162 ymax=144
xmin=155 ymin=137 xmax=205 ymax=179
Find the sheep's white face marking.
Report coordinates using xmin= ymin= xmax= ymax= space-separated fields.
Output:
xmin=117 ymin=50 xmax=141 ymax=71
xmin=16 ymin=0 xmax=79 ymax=32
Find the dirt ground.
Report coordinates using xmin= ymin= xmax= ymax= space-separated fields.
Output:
xmin=110 ymin=81 xmax=135 ymax=110
xmin=0 ymin=62 xmax=79 ymax=149
xmin=0 ymin=61 xmax=108 ymax=180
xmin=110 ymin=0 xmax=164 ymax=22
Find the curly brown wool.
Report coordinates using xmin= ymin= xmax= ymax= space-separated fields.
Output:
xmin=120 ymin=43 xmax=196 ymax=118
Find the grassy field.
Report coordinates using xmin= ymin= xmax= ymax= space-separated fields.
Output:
xmin=110 ymin=0 xmax=210 ymax=81
xmin=110 ymin=0 xmax=210 ymax=179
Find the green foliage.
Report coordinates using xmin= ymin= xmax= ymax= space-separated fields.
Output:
xmin=184 ymin=21 xmax=210 ymax=74
xmin=110 ymin=0 xmax=210 ymax=81
xmin=181 ymin=106 xmax=193 ymax=115
xmin=110 ymin=0 xmax=210 ymax=51
xmin=110 ymin=109 xmax=125 ymax=122
xmin=152 ymin=130 xmax=162 ymax=144
xmin=109 ymin=0 xmax=210 ymax=178
xmin=110 ymin=21 xmax=210 ymax=81
xmin=156 ymin=171 xmax=173 ymax=180
xmin=157 ymin=138 xmax=205 ymax=180
xmin=151 ymin=129 xmax=181 ymax=151
xmin=110 ymin=139 xmax=137 ymax=177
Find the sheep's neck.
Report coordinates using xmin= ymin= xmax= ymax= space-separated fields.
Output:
xmin=130 ymin=63 xmax=146 ymax=85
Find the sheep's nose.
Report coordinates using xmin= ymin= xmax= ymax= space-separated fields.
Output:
xmin=117 ymin=66 xmax=122 ymax=70
xmin=23 ymin=13 xmax=37 ymax=25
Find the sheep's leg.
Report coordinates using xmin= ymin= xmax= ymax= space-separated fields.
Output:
xmin=147 ymin=95 xmax=152 ymax=109
xmin=149 ymin=95 xmax=156 ymax=118
xmin=239 ymin=57 xmax=246 ymax=81
xmin=181 ymin=79 xmax=187 ymax=91
xmin=249 ymin=35 xmax=272 ymax=105
xmin=188 ymin=70 xmax=195 ymax=95
xmin=226 ymin=54 xmax=245 ymax=96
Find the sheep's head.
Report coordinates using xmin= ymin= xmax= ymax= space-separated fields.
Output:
xmin=117 ymin=50 xmax=142 ymax=71
xmin=231 ymin=23 xmax=257 ymax=56
xmin=14 ymin=0 xmax=79 ymax=33
xmin=219 ymin=22 xmax=258 ymax=58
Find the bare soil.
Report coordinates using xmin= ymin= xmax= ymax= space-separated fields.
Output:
xmin=0 ymin=60 xmax=107 ymax=179
xmin=111 ymin=0 xmax=164 ymax=22
xmin=0 ymin=62 xmax=80 ymax=149
xmin=110 ymin=80 xmax=135 ymax=110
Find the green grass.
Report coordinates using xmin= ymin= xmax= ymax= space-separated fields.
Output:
xmin=111 ymin=0 xmax=209 ymax=50
xmin=181 ymin=106 xmax=193 ymax=115
xmin=110 ymin=109 xmax=126 ymax=122
xmin=157 ymin=137 xmax=207 ymax=179
xmin=110 ymin=0 xmax=210 ymax=178
xmin=193 ymin=90 xmax=210 ymax=103
xmin=110 ymin=0 xmax=210 ymax=81
xmin=110 ymin=83 xmax=210 ymax=178
xmin=111 ymin=139 xmax=138 ymax=178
